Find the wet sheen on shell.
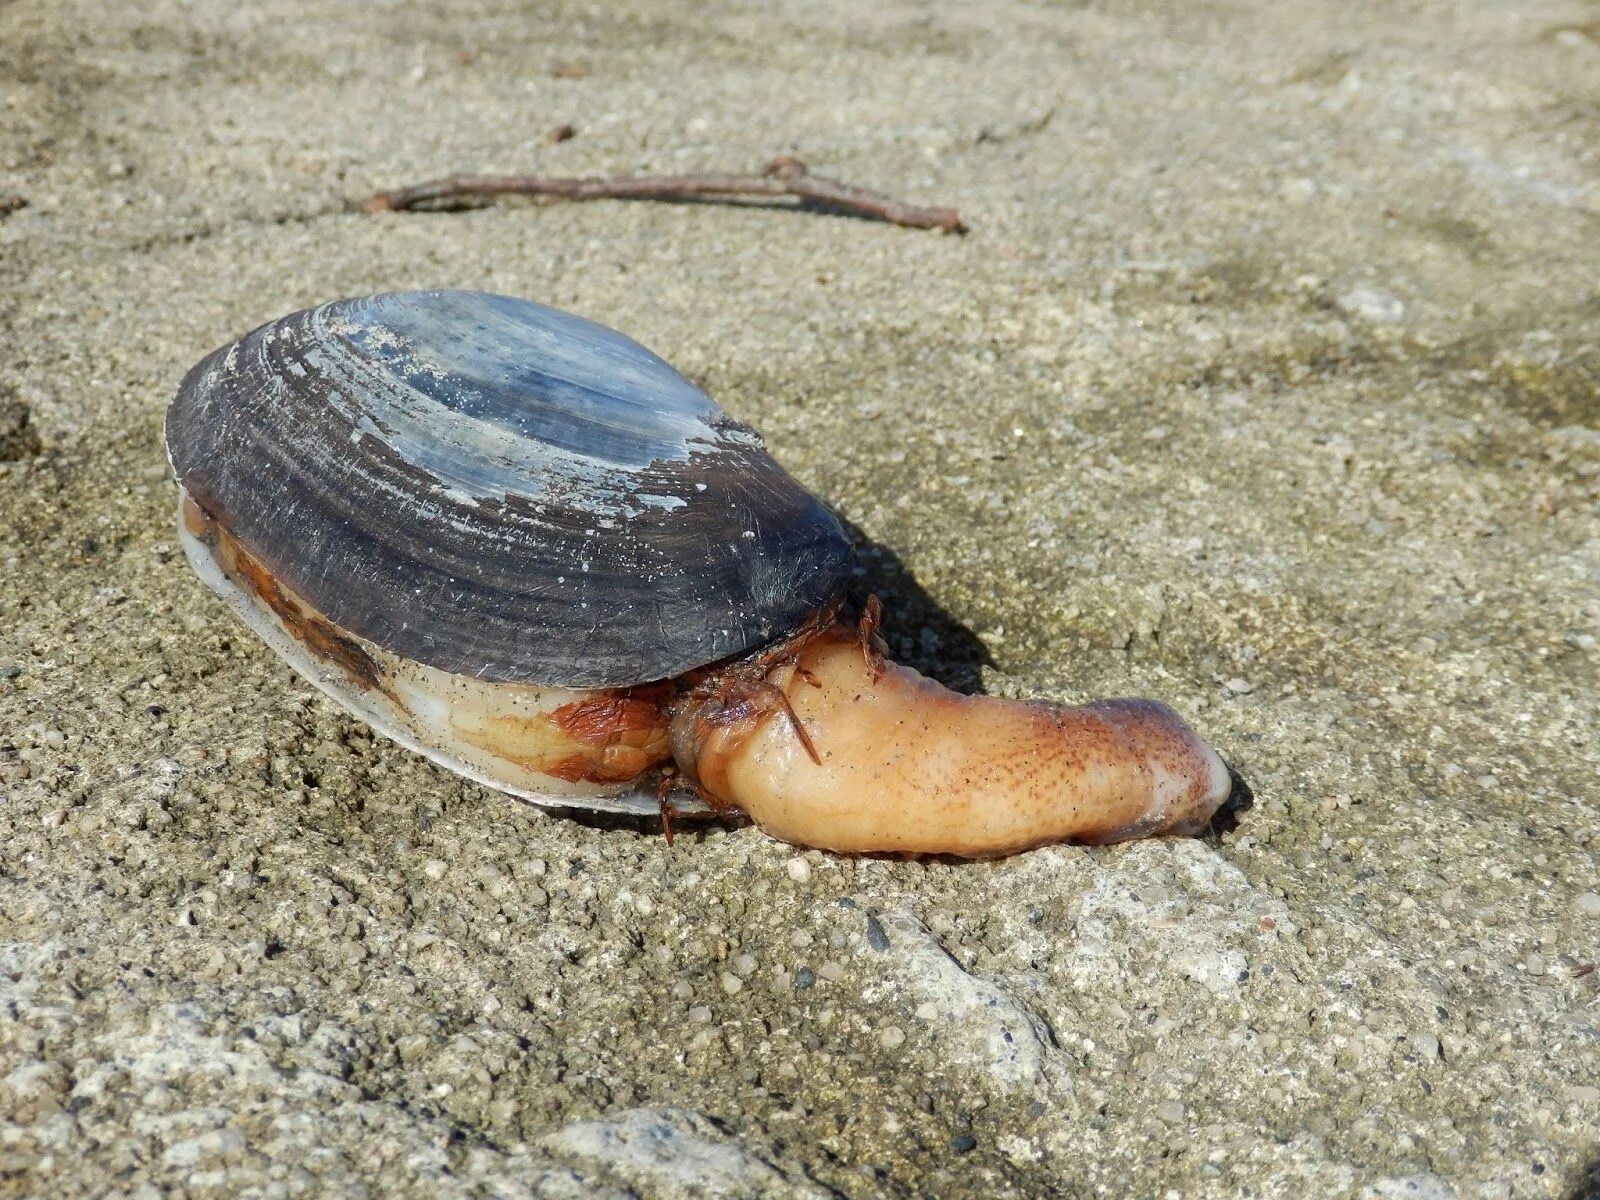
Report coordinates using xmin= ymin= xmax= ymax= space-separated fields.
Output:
xmin=165 ymin=291 xmax=855 ymax=689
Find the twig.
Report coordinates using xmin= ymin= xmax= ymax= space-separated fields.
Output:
xmin=364 ymin=156 xmax=966 ymax=233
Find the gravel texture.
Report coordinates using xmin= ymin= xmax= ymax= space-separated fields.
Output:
xmin=2 ymin=1 xmax=1598 ymax=1197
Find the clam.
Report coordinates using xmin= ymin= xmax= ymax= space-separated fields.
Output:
xmin=165 ymin=290 xmax=1230 ymax=857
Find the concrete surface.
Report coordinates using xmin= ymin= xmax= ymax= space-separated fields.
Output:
xmin=1 ymin=1 xmax=1598 ymax=1196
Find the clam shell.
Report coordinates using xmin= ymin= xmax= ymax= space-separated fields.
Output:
xmin=165 ymin=291 xmax=854 ymax=689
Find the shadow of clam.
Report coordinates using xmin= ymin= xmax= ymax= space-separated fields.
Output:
xmin=1207 ymin=765 xmax=1255 ymax=842
xmin=1567 ymin=1154 xmax=1600 ymax=1200
xmin=835 ymin=515 xmax=994 ymax=694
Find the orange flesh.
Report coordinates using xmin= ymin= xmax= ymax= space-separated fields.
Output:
xmin=683 ymin=632 xmax=1231 ymax=857
xmin=538 ymin=692 xmax=674 ymax=782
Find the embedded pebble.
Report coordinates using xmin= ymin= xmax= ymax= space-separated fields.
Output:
xmin=1408 ymin=1031 xmax=1441 ymax=1061
xmin=1338 ymin=283 xmax=1406 ymax=323
xmin=862 ymin=911 xmax=1055 ymax=1090
xmin=1358 ymin=1175 xmax=1460 ymax=1200
xmin=864 ymin=913 xmax=890 ymax=952
xmin=542 ymin=1107 xmax=812 ymax=1197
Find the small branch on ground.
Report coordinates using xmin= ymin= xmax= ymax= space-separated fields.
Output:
xmin=364 ymin=156 xmax=966 ymax=233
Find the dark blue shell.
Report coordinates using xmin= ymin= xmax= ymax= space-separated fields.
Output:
xmin=165 ymin=291 xmax=855 ymax=687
